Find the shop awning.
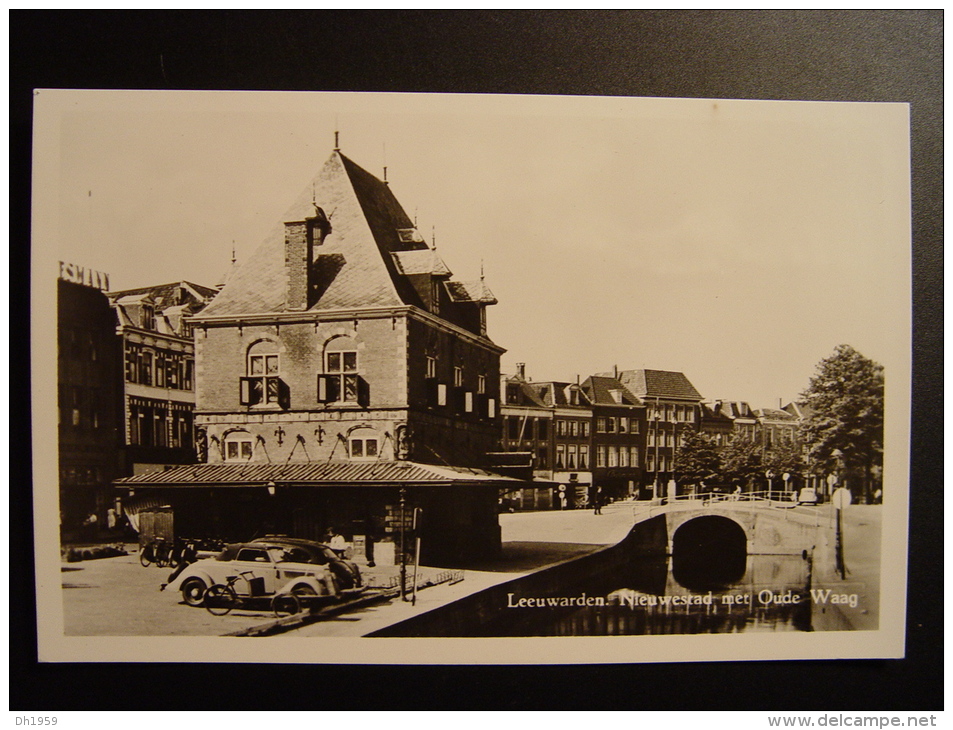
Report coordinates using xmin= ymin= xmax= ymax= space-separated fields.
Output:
xmin=114 ymin=460 xmax=526 ymax=489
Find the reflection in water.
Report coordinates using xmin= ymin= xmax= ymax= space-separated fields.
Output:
xmin=475 ymin=553 xmax=813 ymax=637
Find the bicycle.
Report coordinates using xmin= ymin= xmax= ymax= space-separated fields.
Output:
xmin=139 ymin=538 xmax=173 ymax=568
xmin=204 ymin=571 xmax=267 ymax=616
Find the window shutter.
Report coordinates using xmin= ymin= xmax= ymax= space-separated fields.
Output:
xmin=437 ymin=383 xmax=447 ymax=406
xmin=277 ymin=378 xmax=291 ymax=410
xmin=239 ymin=377 xmax=253 ymax=405
xmin=357 ymin=376 xmax=370 ymax=408
xmin=487 ymin=398 xmax=496 ymax=418
xmin=465 ymin=391 xmax=473 ymax=413
xmin=317 ymin=374 xmax=328 ymax=402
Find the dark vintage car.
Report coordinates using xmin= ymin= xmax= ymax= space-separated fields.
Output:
xmin=249 ymin=536 xmax=362 ymax=590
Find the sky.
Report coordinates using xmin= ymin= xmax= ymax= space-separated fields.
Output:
xmin=34 ymin=90 xmax=911 ymax=409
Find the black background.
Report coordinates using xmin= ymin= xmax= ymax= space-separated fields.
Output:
xmin=10 ymin=10 xmax=942 ymax=711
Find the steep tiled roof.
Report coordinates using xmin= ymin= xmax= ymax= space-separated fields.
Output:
xmin=392 ymin=249 xmax=452 ymax=276
xmin=445 ymin=279 xmax=497 ymax=304
xmin=200 ymin=152 xmax=412 ymax=317
xmin=115 ymin=460 xmax=521 ymax=487
xmin=583 ymin=376 xmax=643 ymax=406
xmin=700 ymin=402 xmax=734 ymax=424
xmin=611 ymin=369 xmax=703 ymax=401
xmin=754 ymin=408 xmax=797 ymax=422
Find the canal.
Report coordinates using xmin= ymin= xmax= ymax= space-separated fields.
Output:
xmin=469 ymin=553 xmax=813 ymax=637
xmin=372 ymin=513 xmax=824 ymax=637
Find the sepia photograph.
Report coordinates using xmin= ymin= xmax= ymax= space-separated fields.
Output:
xmin=32 ymin=89 xmax=910 ymax=664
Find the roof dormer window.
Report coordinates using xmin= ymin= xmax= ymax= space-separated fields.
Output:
xmin=306 ymin=206 xmax=332 ymax=247
xmin=141 ymin=304 xmax=155 ymax=331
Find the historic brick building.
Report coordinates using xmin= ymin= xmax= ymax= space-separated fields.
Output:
xmin=117 ymin=146 xmax=512 ymax=564
xmin=582 ymin=374 xmax=645 ymax=502
xmin=608 ymin=369 xmax=703 ymax=498
xmin=498 ymin=364 xmax=591 ymax=510
xmin=57 ymin=269 xmax=124 ymax=535
xmin=108 ymin=281 xmax=218 ymax=476
xmin=699 ymin=400 xmax=758 ymax=446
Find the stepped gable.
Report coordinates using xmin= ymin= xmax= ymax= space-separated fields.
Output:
xmin=199 ymin=151 xmax=428 ymax=318
xmin=610 ymin=369 xmax=703 ymax=401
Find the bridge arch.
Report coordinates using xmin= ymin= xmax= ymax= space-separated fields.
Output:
xmin=671 ymin=515 xmax=748 ymax=591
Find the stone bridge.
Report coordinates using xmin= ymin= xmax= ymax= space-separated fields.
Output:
xmin=631 ymin=497 xmax=824 ymax=557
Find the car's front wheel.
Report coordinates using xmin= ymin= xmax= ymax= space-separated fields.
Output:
xmin=180 ymin=577 xmax=207 ymax=607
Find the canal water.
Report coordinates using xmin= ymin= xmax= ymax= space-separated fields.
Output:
xmin=464 ymin=552 xmax=814 ymax=637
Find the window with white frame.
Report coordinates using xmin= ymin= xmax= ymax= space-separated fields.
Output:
xmin=607 ymin=417 xmax=616 ymax=433
xmin=243 ymin=345 xmax=282 ymax=406
xmin=454 ymin=366 xmax=463 ymax=388
xmin=555 ymin=444 xmax=565 ymax=469
xmin=349 ymin=436 xmax=379 ymax=459
xmin=319 ymin=337 xmax=360 ymax=404
xmin=477 ymin=374 xmax=485 ymax=394
xmin=596 ymin=417 xmax=606 ymax=433
xmin=630 ymin=446 xmax=639 ymax=467
xmin=579 ymin=445 xmax=589 ymax=469
xmin=567 ymin=444 xmax=577 ymax=469
xmin=619 ymin=417 xmax=628 ymax=433
xmin=582 ymin=421 xmax=590 ymax=437
xmin=426 ymin=356 xmax=437 ymax=379
xmin=225 ymin=433 xmax=254 ymax=462
xmin=608 ymin=446 xmax=618 ymax=468
xmin=570 ymin=420 xmax=578 ymax=437
xmin=619 ymin=446 xmax=628 ymax=468
xmin=596 ymin=446 xmax=607 ymax=468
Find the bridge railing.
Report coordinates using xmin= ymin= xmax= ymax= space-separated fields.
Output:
xmin=636 ymin=490 xmax=801 ymax=519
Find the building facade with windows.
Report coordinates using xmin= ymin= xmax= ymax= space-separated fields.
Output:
xmin=699 ymin=400 xmax=758 ymax=446
xmin=57 ymin=273 xmax=124 ymax=535
xmin=108 ymin=281 xmax=218 ymax=475
xmin=117 ymin=147 xmax=511 ymax=563
xmin=582 ymin=374 xmax=645 ymax=502
xmin=609 ymin=369 xmax=703 ymax=498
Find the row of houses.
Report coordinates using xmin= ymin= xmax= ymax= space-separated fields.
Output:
xmin=56 ymin=142 xmax=805 ymax=565
xmin=498 ymin=365 xmax=805 ymax=510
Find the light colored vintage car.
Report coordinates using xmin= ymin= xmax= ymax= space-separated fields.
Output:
xmin=169 ymin=542 xmax=338 ymax=607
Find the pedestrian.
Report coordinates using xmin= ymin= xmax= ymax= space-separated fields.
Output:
xmin=593 ymin=487 xmax=603 ymax=515
xmin=106 ymin=508 xmax=117 ymax=532
xmin=364 ymin=514 xmax=377 ymax=568
xmin=327 ymin=527 xmax=347 ymax=557
xmin=83 ymin=511 xmax=98 ymax=540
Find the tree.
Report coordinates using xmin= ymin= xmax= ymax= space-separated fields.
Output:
xmin=799 ymin=344 xmax=884 ymax=503
xmin=761 ymin=442 xmax=805 ymax=492
xmin=720 ymin=434 xmax=763 ymax=491
xmin=673 ymin=429 xmax=721 ymax=489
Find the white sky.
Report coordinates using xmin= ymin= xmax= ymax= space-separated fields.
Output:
xmin=35 ymin=90 xmax=911 ymax=409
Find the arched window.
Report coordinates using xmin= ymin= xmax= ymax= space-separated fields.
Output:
xmin=348 ymin=427 xmax=379 ymax=461
xmin=224 ymin=431 xmax=254 ymax=462
xmin=319 ymin=336 xmax=367 ymax=406
xmin=240 ymin=340 xmax=287 ymax=408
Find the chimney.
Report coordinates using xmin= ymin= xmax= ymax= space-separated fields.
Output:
xmin=284 ymin=220 xmax=312 ymax=311
xmin=516 ymin=362 xmax=526 ymax=379
xmin=613 ymin=364 xmax=618 ymax=379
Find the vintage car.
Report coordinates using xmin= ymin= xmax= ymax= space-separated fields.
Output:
xmin=168 ymin=542 xmax=339 ymax=607
xmin=249 ymin=536 xmax=362 ymax=590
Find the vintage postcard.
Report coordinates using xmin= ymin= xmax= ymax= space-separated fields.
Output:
xmin=32 ymin=90 xmax=910 ymax=663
